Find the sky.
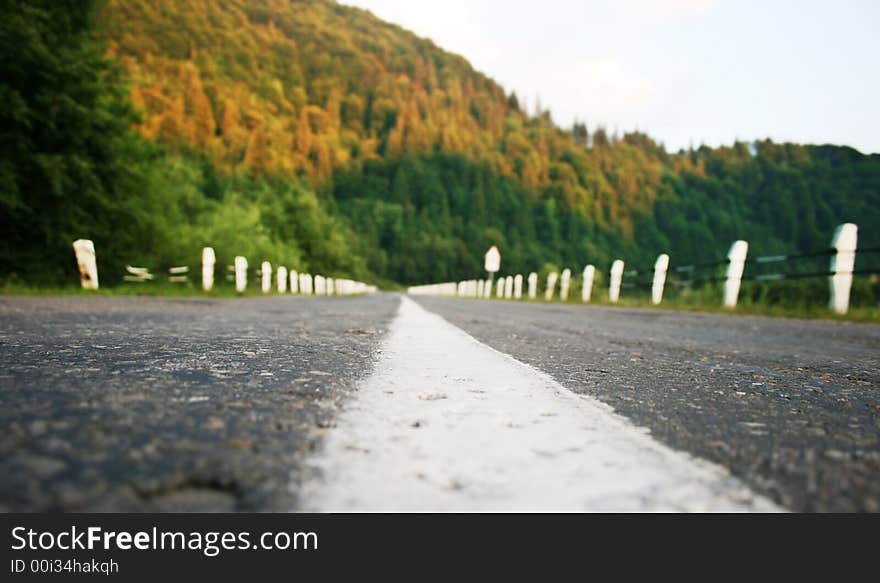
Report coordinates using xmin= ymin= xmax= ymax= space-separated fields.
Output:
xmin=341 ymin=0 xmax=879 ymax=154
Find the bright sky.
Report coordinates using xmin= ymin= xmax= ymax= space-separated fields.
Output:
xmin=341 ymin=0 xmax=879 ymax=154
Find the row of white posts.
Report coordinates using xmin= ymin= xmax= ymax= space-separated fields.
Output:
xmin=407 ymin=223 xmax=860 ymax=315
xmin=234 ymin=257 xmax=375 ymax=296
xmin=409 ymin=255 xmax=691 ymax=305
xmin=71 ymin=242 xmax=376 ymax=296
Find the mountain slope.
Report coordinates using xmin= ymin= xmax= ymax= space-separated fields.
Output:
xmin=100 ymin=0 xmax=879 ymax=277
xmin=102 ymin=0 xmax=678 ymax=235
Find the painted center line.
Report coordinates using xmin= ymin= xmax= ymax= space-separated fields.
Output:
xmin=302 ymin=296 xmax=782 ymax=512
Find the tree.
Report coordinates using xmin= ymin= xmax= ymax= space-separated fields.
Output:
xmin=0 ymin=0 xmax=153 ymax=283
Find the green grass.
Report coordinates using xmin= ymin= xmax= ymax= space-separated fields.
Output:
xmin=500 ymin=291 xmax=880 ymax=323
xmin=580 ymin=296 xmax=879 ymax=322
xmin=461 ymin=279 xmax=880 ymax=322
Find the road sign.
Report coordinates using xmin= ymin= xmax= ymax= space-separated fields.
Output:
xmin=484 ymin=246 xmax=501 ymax=273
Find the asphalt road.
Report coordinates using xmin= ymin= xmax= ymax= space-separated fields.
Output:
xmin=2 ymin=293 xmax=878 ymax=512
xmin=0 ymin=294 xmax=396 ymax=511
xmin=414 ymin=297 xmax=880 ymax=512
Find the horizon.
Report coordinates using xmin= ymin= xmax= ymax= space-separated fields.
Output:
xmin=341 ymin=0 xmax=880 ymax=155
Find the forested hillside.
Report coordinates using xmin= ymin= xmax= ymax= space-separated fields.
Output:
xmin=2 ymin=0 xmax=878 ymax=287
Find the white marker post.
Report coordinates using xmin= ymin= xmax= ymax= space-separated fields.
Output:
xmin=495 ymin=278 xmax=504 ymax=298
xmin=609 ymin=260 xmax=624 ymax=303
xmin=527 ymin=272 xmax=538 ymax=299
xmin=261 ymin=261 xmax=272 ymax=294
xmin=560 ymin=268 xmax=572 ymax=301
xmin=289 ymin=270 xmax=299 ymax=294
xmin=513 ymin=274 xmax=523 ymax=299
xmin=504 ymin=276 xmax=513 ymax=299
xmin=485 ymin=245 xmax=501 ymax=293
xmin=315 ymin=275 xmax=326 ymax=295
xmin=201 ymin=247 xmax=215 ymax=292
xmin=234 ymin=256 xmax=248 ymax=294
xmin=545 ymin=272 xmax=558 ymax=301
xmin=72 ymin=239 xmax=99 ymax=290
xmin=723 ymin=241 xmax=749 ymax=308
xmin=301 ymin=273 xmax=313 ymax=295
xmin=652 ymin=254 xmax=670 ymax=305
xmin=484 ymin=279 xmax=493 ymax=299
xmin=477 ymin=280 xmax=485 ymax=299
xmin=829 ymin=223 xmax=858 ymax=315
xmin=277 ymin=266 xmax=288 ymax=293
xmin=327 ymin=277 xmax=335 ymax=296
xmin=582 ymin=265 xmax=595 ymax=302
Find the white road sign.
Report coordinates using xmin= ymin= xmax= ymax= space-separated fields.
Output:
xmin=484 ymin=246 xmax=501 ymax=273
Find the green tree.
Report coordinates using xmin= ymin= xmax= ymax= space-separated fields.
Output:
xmin=0 ymin=0 xmax=149 ymax=283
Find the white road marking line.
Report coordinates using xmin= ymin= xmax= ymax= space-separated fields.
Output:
xmin=301 ymin=296 xmax=782 ymax=512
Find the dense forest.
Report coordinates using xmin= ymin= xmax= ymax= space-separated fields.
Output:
xmin=2 ymin=0 xmax=878 ymax=292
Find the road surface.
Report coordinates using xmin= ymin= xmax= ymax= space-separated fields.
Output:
xmin=0 ymin=295 xmax=396 ymax=511
xmin=1 ymin=293 xmax=878 ymax=511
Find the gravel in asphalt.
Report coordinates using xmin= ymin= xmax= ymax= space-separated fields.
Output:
xmin=0 ymin=294 xmax=397 ymax=512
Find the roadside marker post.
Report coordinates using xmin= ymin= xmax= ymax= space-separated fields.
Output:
xmin=277 ymin=266 xmax=288 ymax=293
xmin=496 ymin=278 xmax=504 ymax=298
xmin=477 ymin=280 xmax=485 ymax=298
xmin=315 ymin=275 xmax=326 ymax=295
xmin=545 ymin=272 xmax=558 ymax=301
xmin=582 ymin=265 xmax=595 ymax=302
xmin=234 ymin=256 xmax=248 ymax=293
xmin=72 ymin=239 xmax=99 ymax=290
xmin=327 ymin=277 xmax=335 ymax=296
xmin=201 ymin=247 xmax=215 ymax=291
xmin=560 ymin=268 xmax=571 ymax=301
xmin=829 ymin=223 xmax=858 ymax=315
xmin=527 ymin=272 xmax=538 ymax=299
xmin=723 ymin=241 xmax=749 ymax=308
xmin=300 ymin=273 xmax=313 ymax=295
xmin=484 ymin=246 xmax=501 ymax=293
xmin=289 ymin=270 xmax=299 ymax=294
xmin=513 ymin=274 xmax=523 ymax=299
xmin=261 ymin=261 xmax=272 ymax=293
xmin=609 ymin=260 xmax=624 ymax=302
xmin=652 ymin=254 xmax=670 ymax=305
xmin=504 ymin=275 xmax=513 ymax=299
